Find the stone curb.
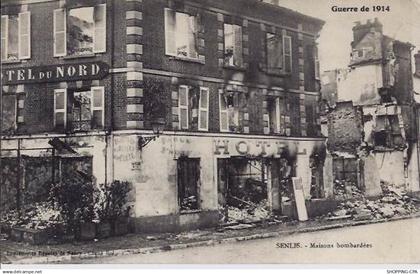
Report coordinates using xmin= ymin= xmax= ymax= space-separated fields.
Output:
xmin=7 ymin=213 xmax=420 ymax=264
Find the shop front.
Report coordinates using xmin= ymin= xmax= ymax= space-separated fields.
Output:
xmin=112 ymin=132 xmax=328 ymax=233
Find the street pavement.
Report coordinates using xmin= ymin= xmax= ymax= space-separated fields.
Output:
xmin=73 ymin=218 xmax=420 ymax=264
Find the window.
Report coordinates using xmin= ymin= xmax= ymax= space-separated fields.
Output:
xmin=54 ymin=87 xmax=104 ymax=131
xmin=198 ymin=87 xmax=209 ymax=131
xmin=177 ymin=157 xmax=200 ymax=211
xmin=54 ymin=4 xmax=106 ymax=57
xmin=164 ymin=9 xmax=198 ymax=59
xmin=282 ymin=35 xmax=292 ymax=73
xmin=224 ymin=24 xmax=243 ymax=67
xmin=266 ymin=33 xmax=282 ymax=70
xmin=1 ymin=12 xmax=31 ymax=61
xmin=351 ymin=47 xmax=373 ymax=62
xmin=219 ymin=91 xmax=239 ymax=132
xmin=268 ymin=97 xmax=281 ymax=134
xmin=178 ymin=85 xmax=189 ymax=130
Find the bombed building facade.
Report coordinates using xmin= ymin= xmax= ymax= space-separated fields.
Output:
xmin=322 ymin=19 xmax=420 ymax=198
xmin=1 ymin=0 xmax=329 ymax=232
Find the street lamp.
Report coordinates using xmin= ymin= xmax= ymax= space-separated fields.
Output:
xmin=138 ymin=118 xmax=165 ymax=150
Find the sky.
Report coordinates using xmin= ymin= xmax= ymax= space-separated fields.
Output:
xmin=274 ymin=0 xmax=420 ymax=72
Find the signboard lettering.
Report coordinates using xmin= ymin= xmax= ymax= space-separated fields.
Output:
xmin=214 ymin=139 xmax=307 ymax=157
xmin=1 ymin=62 xmax=109 ymax=85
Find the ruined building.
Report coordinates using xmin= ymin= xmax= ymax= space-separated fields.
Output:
xmin=1 ymin=0 xmax=328 ymax=232
xmin=323 ymin=19 xmax=420 ymax=197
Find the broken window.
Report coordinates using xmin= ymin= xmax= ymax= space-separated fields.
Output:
xmin=219 ymin=91 xmax=239 ymax=132
xmin=1 ymin=12 xmax=31 ymax=61
xmin=54 ymin=4 xmax=106 ymax=57
xmin=224 ymin=23 xmax=243 ymax=67
xmin=177 ymin=157 xmax=200 ymax=212
xmin=266 ymin=33 xmax=282 ymax=72
xmin=164 ymin=9 xmax=198 ymax=59
xmin=373 ymin=115 xmax=404 ymax=149
xmin=54 ymin=87 xmax=104 ymax=131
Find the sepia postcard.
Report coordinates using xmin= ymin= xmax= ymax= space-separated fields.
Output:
xmin=0 ymin=0 xmax=420 ymax=270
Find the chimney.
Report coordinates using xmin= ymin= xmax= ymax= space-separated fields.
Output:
xmin=352 ymin=18 xmax=383 ymax=45
xmin=415 ymin=51 xmax=420 ymax=75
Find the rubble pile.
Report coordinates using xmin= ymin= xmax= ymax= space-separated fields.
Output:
xmin=333 ymin=179 xmax=364 ymax=200
xmin=227 ymin=199 xmax=270 ymax=223
xmin=329 ymin=182 xmax=419 ymax=220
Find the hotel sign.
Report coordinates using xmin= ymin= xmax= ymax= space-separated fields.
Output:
xmin=1 ymin=62 xmax=109 ymax=85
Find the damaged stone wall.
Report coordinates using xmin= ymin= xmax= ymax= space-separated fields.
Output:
xmin=327 ymin=101 xmax=363 ymax=153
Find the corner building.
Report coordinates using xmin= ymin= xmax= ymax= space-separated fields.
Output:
xmin=1 ymin=0 xmax=328 ymax=232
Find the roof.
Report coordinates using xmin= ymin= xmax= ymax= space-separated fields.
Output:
xmin=254 ymin=0 xmax=325 ymax=27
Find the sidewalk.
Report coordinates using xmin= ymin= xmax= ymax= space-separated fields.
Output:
xmin=2 ymin=212 xmax=420 ymax=264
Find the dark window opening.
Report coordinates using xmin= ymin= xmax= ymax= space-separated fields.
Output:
xmin=177 ymin=157 xmax=200 ymax=212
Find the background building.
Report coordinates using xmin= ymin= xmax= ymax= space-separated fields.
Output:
xmin=322 ymin=19 xmax=420 ymax=198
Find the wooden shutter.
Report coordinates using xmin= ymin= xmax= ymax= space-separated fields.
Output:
xmin=275 ymin=97 xmax=281 ymax=133
xmin=1 ymin=16 xmax=8 ymax=61
xmin=283 ymin=35 xmax=292 ymax=73
xmin=179 ymin=85 xmax=189 ymax=129
xmin=198 ymin=87 xmax=209 ymax=131
xmin=18 ymin=12 xmax=31 ymax=59
xmin=219 ymin=91 xmax=229 ymax=132
xmin=164 ymin=8 xmax=176 ymax=56
xmin=54 ymin=89 xmax=67 ymax=129
xmin=53 ymin=9 xmax=66 ymax=57
xmin=314 ymin=45 xmax=320 ymax=79
xmin=91 ymin=86 xmax=105 ymax=129
xmin=93 ymin=4 xmax=106 ymax=53
xmin=233 ymin=25 xmax=243 ymax=67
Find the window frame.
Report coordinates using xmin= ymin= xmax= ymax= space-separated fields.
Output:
xmin=178 ymin=85 xmax=190 ymax=130
xmin=198 ymin=87 xmax=209 ymax=131
xmin=282 ymin=34 xmax=292 ymax=73
xmin=54 ymin=88 xmax=68 ymax=129
xmin=219 ymin=90 xmax=229 ymax=132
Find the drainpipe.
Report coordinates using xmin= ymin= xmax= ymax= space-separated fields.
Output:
xmin=105 ymin=0 xmax=116 ymax=185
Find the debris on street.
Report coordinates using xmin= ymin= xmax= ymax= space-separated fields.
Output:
xmin=325 ymin=182 xmax=419 ymax=221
